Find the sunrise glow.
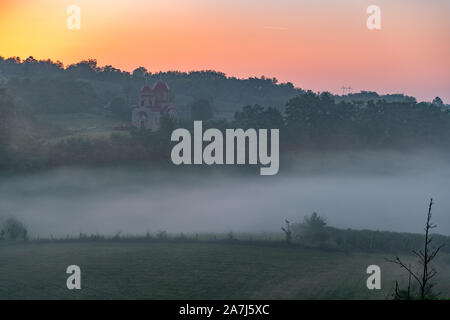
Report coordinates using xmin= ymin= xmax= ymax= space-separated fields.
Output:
xmin=1 ymin=0 xmax=449 ymax=101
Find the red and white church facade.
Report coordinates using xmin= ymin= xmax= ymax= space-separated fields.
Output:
xmin=131 ymin=80 xmax=177 ymax=131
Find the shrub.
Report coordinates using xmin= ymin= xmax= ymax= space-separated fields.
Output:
xmin=1 ymin=218 xmax=28 ymax=241
xmin=292 ymin=212 xmax=329 ymax=246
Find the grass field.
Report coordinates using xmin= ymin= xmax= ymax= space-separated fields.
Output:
xmin=35 ymin=113 xmax=128 ymax=142
xmin=1 ymin=241 xmax=449 ymax=300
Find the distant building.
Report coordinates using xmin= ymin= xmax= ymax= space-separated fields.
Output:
xmin=131 ymin=80 xmax=177 ymax=131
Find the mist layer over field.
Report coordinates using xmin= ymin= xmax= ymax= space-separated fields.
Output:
xmin=1 ymin=151 xmax=450 ymax=237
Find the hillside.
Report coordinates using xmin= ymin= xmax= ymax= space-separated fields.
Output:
xmin=0 ymin=57 xmax=303 ymax=120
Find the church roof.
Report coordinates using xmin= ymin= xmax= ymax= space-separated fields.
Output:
xmin=153 ymin=80 xmax=169 ymax=92
xmin=141 ymin=84 xmax=153 ymax=92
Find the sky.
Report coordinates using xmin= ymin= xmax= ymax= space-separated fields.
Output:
xmin=0 ymin=0 xmax=449 ymax=102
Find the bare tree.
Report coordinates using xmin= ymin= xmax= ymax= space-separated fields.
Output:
xmin=281 ymin=220 xmax=292 ymax=244
xmin=387 ymin=198 xmax=445 ymax=300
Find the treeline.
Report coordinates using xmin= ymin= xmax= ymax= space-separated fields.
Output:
xmin=0 ymin=56 xmax=442 ymax=120
xmin=0 ymin=56 xmax=301 ymax=117
xmin=183 ymin=92 xmax=450 ymax=150
xmin=288 ymin=212 xmax=450 ymax=254
xmin=2 ymin=87 xmax=450 ymax=171
xmin=230 ymin=92 xmax=450 ymax=150
xmin=282 ymin=92 xmax=450 ymax=149
xmin=315 ymin=227 xmax=450 ymax=254
xmin=6 ymin=76 xmax=99 ymax=114
xmin=2 ymin=213 xmax=449 ymax=255
xmin=336 ymin=91 xmax=418 ymax=104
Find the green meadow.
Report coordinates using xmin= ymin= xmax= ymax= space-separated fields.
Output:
xmin=1 ymin=241 xmax=449 ymax=300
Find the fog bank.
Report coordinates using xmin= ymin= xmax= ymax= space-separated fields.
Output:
xmin=1 ymin=151 xmax=450 ymax=237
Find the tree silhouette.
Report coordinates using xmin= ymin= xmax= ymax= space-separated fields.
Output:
xmin=190 ymin=99 xmax=213 ymax=121
xmin=281 ymin=219 xmax=292 ymax=244
xmin=387 ymin=198 xmax=445 ymax=299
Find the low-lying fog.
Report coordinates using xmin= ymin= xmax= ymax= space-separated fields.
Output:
xmin=1 ymin=151 xmax=450 ymax=237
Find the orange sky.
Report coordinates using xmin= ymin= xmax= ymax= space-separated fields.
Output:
xmin=0 ymin=0 xmax=449 ymax=102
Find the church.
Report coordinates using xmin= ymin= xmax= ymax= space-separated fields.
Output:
xmin=131 ymin=80 xmax=177 ymax=131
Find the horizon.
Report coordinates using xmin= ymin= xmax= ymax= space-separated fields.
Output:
xmin=0 ymin=54 xmax=441 ymax=104
xmin=0 ymin=0 xmax=449 ymax=103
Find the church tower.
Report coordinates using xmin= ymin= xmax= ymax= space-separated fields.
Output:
xmin=131 ymin=80 xmax=177 ymax=131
